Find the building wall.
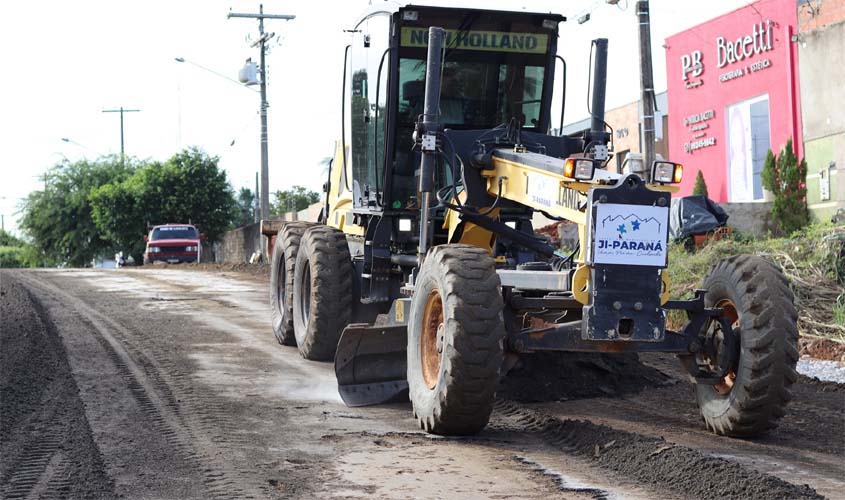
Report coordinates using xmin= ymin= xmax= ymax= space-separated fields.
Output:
xmin=798 ymin=0 xmax=845 ymax=31
xmin=665 ymin=0 xmax=802 ymax=203
xmin=798 ymin=15 xmax=845 ymax=220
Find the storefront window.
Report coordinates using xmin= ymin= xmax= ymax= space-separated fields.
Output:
xmin=727 ymin=95 xmax=770 ymax=202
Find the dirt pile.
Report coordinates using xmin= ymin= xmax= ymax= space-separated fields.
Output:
xmin=493 ymin=400 xmax=823 ymax=500
xmin=499 ymin=352 xmax=673 ymax=402
xmin=0 ymin=272 xmax=115 ymax=499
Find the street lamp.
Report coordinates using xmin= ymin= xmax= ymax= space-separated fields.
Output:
xmin=60 ymin=137 xmax=102 ymax=157
xmin=174 ymin=57 xmax=259 ymax=93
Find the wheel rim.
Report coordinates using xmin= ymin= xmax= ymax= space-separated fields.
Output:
xmin=713 ymin=298 xmax=739 ymax=396
xmin=421 ymin=290 xmax=444 ymax=390
xmin=299 ymin=262 xmax=311 ymax=326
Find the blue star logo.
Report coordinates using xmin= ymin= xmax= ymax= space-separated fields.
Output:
xmin=631 ymin=220 xmax=641 ymax=231
xmin=617 ymin=223 xmax=627 ymax=235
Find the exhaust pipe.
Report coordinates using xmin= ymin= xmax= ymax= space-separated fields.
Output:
xmin=417 ymin=27 xmax=446 ymax=263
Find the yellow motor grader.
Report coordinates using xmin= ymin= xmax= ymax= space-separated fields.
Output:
xmin=266 ymin=4 xmax=798 ymax=436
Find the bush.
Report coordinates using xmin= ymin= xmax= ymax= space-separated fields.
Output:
xmin=761 ymin=138 xmax=809 ymax=235
xmin=0 ymin=246 xmax=27 ymax=268
xmin=692 ymin=170 xmax=708 ymax=197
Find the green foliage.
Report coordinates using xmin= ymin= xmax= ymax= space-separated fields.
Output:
xmin=761 ymin=139 xmax=809 ymax=235
xmin=235 ymin=187 xmax=256 ymax=227
xmin=0 ymin=229 xmax=25 ymax=247
xmin=0 ymin=246 xmax=26 ymax=268
xmin=91 ymin=148 xmax=237 ymax=261
xmin=270 ymin=185 xmax=320 ymax=216
xmin=692 ymin=170 xmax=709 ymax=198
xmin=19 ymin=156 xmax=134 ymax=267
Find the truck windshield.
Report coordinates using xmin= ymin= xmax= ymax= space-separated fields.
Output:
xmin=151 ymin=226 xmax=198 ymax=240
xmin=398 ymin=58 xmax=545 ymax=129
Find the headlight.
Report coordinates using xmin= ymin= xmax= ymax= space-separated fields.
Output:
xmin=563 ymin=158 xmax=598 ymax=181
xmin=149 ymin=246 xmax=161 ymax=253
xmin=186 ymin=245 xmax=198 ymax=252
xmin=651 ymin=161 xmax=683 ymax=184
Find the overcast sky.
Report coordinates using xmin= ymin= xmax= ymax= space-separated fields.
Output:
xmin=0 ymin=0 xmax=749 ymax=236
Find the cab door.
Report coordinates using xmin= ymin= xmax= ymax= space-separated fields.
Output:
xmin=348 ymin=13 xmax=391 ymax=209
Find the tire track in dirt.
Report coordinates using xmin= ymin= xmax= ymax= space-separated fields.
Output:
xmin=16 ymin=271 xmax=271 ymax=500
xmin=1 ymin=272 xmax=115 ymax=500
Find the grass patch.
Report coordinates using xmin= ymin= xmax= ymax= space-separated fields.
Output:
xmin=666 ymin=223 xmax=845 ymax=342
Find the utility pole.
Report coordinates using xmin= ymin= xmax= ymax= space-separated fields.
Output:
xmin=636 ymin=0 xmax=656 ymax=181
xmin=254 ymin=172 xmax=260 ymax=223
xmin=228 ymin=5 xmax=295 ymax=221
xmin=102 ymin=106 xmax=140 ymax=165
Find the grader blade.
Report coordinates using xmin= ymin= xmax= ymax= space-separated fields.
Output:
xmin=334 ymin=324 xmax=408 ymax=407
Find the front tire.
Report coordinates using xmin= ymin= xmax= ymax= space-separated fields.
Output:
xmin=407 ymin=245 xmax=505 ymax=435
xmin=292 ymin=226 xmax=353 ymax=361
xmin=270 ymin=222 xmax=313 ymax=346
xmin=695 ymin=255 xmax=799 ymax=437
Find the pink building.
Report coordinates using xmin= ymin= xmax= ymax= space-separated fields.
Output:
xmin=665 ymin=0 xmax=802 ymax=202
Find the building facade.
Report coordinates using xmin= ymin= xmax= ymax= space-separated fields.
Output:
xmin=560 ymin=92 xmax=670 ymax=174
xmin=665 ymin=0 xmax=802 ymax=203
xmin=797 ymin=0 xmax=845 ymax=219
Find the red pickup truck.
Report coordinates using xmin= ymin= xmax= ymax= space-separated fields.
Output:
xmin=143 ymin=224 xmax=204 ymax=264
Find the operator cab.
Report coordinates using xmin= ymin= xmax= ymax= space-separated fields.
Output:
xmin=344 ymin=5 xmax=565 ymax=211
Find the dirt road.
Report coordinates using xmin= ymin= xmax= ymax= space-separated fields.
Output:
xmin=1 ymin=267 xmax=842 ymax=499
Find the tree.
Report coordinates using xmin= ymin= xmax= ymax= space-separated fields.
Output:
xmin=270 ymin=186 xmax=320 ymax=216
xmin=761 ymin=138 xmax=809 ymax=235
xmin=20 ymin=156 xmax=134 ymax=267
xmin=234 ymin=187 xmax=256 ymax=227
xmin=91 ymin=148 xmax=237 ymax=262
xmin=0 ymin=229 xmax=31 ymax=268
xmin=692 ymin=170 xmax=709 ymax=198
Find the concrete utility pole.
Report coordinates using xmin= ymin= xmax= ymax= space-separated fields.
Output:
xmin=102 ymin=107 xmax=140 ymax=165
xmin=636 ymin=0 xmax=656 ymax=181
xmin=228 ymin=5 xmax=295 ymax=220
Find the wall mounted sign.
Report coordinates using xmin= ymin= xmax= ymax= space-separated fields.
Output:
xmin=683 ymin=109 xmax=717 ymax=154
xmin=679 ymin=19 xmax=776 ymax=87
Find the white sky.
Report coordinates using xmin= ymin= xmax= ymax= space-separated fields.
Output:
xmin=0 ymin=0 xmax=748 ymax=236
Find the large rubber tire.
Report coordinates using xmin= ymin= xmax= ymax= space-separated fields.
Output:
xmin=270 ymin=222 xmax=313 ymax=346
xmin=407 ymin=244 xmax=505 ymax=435
xmin=695 ymin=254 xmax=799 ymax=437
xmin=292 ymin=226 xmax=354 ymax=361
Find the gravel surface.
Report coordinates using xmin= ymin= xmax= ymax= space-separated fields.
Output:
xmin=3 ymin=268 xmax=843 ymax=500
xmin=797 ymin=358 xmax=845 ymax=384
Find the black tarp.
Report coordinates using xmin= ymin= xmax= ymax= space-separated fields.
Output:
xmin=669 ymin=195 xmax=729 ymax=240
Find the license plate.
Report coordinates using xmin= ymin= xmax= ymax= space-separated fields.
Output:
xmin=593 ymin=203 xmax=669 ymax=267
xmin=167 ymin=258 xmax=180 ymax=264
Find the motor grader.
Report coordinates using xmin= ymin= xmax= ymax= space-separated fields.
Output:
xmin=265 ymin=4 xmax=798 ymax=436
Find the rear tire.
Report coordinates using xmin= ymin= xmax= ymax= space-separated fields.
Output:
xmin=695 ymin=255 xmax=799 ymax=437
xmin=270 ymin=222 xmax=313 ymax=346
xmin=407 ymin=244 xmax=505 ymax=435
xmin=292 ymin=226 xmax=354 ymax=361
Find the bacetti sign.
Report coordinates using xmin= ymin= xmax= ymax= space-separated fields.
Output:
xmin=400 ymin=28 xmax=548 ymax=54
xmin=679 ymin=19 xmax=775 ymax=87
